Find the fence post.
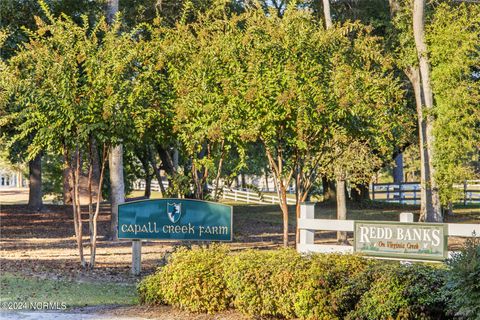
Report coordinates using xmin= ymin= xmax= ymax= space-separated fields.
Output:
xmin=132 ymin=240 xmax=142 ymax=276
xmin=247 ymin=191 xmax=250 ymax=204
xmin=234 ymin=189 xmax=237 ymax=202
xmin=464 ymin=180 xmax=467 ymax=206
xmin=299 ymin=202 xmax=315 ymax=249
xmin=413 ymin=186 xmax=417 ymax=205
xmin=400 ymin=212 xmax=414 ymax=223
xmin=399 ymin=212 xmax=414 ymax=264
xmin=399 ymin=183 xmax=404 ymax=204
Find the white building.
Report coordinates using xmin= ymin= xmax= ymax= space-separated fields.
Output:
xmin=0 ymin=167 xmax=25 ymax=189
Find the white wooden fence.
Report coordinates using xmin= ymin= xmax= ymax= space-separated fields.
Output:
xmin=371 ymin=180 xmax=480 ymax=205
xmin=297 ymin=202 xmax=480 ymax=260
xmin=222 ymin=188 xmax=296 ymax=205
xmin=133 ymin=179 xmax=169 ymax=192
xmin=132 ymin=180 xmax=295 ymax=205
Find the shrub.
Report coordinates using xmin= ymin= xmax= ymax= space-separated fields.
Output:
xmin=138 ymin=246 xmax=455 ymax=319
xmin=444 ymin=236 xmax=480 ymax=319
xmin=294 ymin=254 xmax=377 ymax=320
xmin=137 ymin=271 xmax=165 ymax=305
xmin=137 ymin=244 xmax=231 ymax=313
xmin=348 ymin=263 xmax=448 ymax=320
xmin=225 ymin=249 xmax=309 ymax=318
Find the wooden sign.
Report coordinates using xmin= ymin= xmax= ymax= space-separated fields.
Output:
xmin=354 ymin=221 xmax=447 ymax=261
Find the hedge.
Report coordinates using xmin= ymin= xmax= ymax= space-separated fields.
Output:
xmin=138 ymin=242 xmax=479 ymax=319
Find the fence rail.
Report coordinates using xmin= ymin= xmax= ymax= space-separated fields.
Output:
xmin=133 ymin=180 xmax=295 ymax=205
xmin=133 ymin=179 xmax=169 ymax=192
xmin=222 ymin=188 xmax=296 ymax=205
xmin=133 ymin=178 xmax=480 ymax=206
xmin=371 ymin=180 xmax=480 ymax=205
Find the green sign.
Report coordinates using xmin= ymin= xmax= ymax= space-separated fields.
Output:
xmin=354 ymin=221 xmax=447 ymax=261
xmin=118 ymin=199 xmax=232 ymax=241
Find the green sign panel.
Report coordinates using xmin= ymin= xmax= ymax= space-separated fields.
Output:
xmin=354 ymin=221 xmax=447 ymax=261
xmin=118 ymin=199 xmax=232 ymax=241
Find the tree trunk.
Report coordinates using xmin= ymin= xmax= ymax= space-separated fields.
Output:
xmin=405 ymin=67 xmax=430 ymax=220
xmin=144 ymin=173 xmax=152 ymax=199
xmin=109 ymin=145 xmax=125 ymax=240
xmin=173 ymin=147 xmax=179 ymax=171
xmin=280 ymin=184 xmax=289 ymax=247
xmin=264 ymin=148 xmax=292 ymax=247
xmin=90 ymin=138 xmax=101 ymax=201
xmin=89 ymin=146 xmax=107 ymax=268
xmin=322 ymin=177 xmax=336 ymax=202
xmin=393 ymin=153 xmax=404 ymax=183
xmin=264 ymin=167 xmax=269 ymax=192
xmin=28 ymin=153 xmax=43 ymax=211
xmin=137 ymin=149 xmax=152 ymax=199
xmin=157 ymin=145 xmax=176 ymax=176
xmin=88 ymin=148 xmax=94 ymax=268
xmin=241 ymin=173 xmax=246 ymax=189
xmin=322 ymin=0 xmax=333 ymax=29
xmin=71 ymin=147 xmax=86 ymax=268
xmin=213 ymin=140 xmax=225 ymax=201
xmin=106 ymin=0 xmax=119 ymax=24
xmin=63 ymin=153 xmax=72 ymax=205
xmin=351 ymin=183 xmax=370 ymax=202
xmin=336 ymin=178 xmax=348 ymax=244
xmin=149 ymin=152 xmax=164 ymax=198
xmin=106 ymin=0 xmax=123 ymax=240
xmin=412 ymin=0 xmax=442 ymax=222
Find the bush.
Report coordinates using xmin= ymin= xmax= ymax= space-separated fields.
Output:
xmin=444 ymin=236 xmax=480 ymax=319
xmin=225 ymin=249 xmax=309 ymax=318
xmin=137 ymin=244 xmax=231 ymax=313
xmin=138 ymin=271 xmax=165 ymax=305
xmin=348 ymin=263 xmax=448 ymax=320
xmin=294 ymin=254 xmax=377 ymax=320
xmin=138 ymin=246 xmax=456 ymax=319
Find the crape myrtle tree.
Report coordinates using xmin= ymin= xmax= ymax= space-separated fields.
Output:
xmin=229 ymin=5 xmax=410 ymax=246
xmin=127 ymin=19 xmax=176 ymax=199
xmin=323 ymin=28 xmax=412 ymax=242
xmin=235 ymin=6 xmax=336 ymax=246
xmin=1 ymin=32 xmax=44 ymax=211
xmin=1 ymin=1 xmax=107 ymax=209
xmin=3 ymin=5 xmax=161 ymax=268
xmin=166 ymin=5 xmax=246 ymax=200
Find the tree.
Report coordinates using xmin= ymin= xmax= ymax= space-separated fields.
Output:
xmin=27 ymin=153 xmax=43 ymax=210
xmin=105 ymin=0 xmax=125 ymax=241
xmin=228 ymin=6 xmax=410 ymax=246
xmin=166 ymin=5 xmax=245 ymax=200
xmin=320 ymin=0 xmax=411 ymax=241
xmin=3 ymin=3 xmax=152 ymax=268
xmin=412 ymin=0 xmax=442 ymax=222
xmin=428 ymin=3 xmax=480 ymax=210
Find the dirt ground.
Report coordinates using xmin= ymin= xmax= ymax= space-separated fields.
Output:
xmin=1 ymin=200 xmax=478 ymax=281
xmin=0 ymin=201 xmax=293 ymax=319
xmin=0 ymin=203 xmax=294 ymax=283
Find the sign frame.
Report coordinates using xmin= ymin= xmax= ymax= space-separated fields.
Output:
xmin=353 ymin=220 xmax=448 ymax=261
xmin=118 ymin=198 xmax=233 ymax=242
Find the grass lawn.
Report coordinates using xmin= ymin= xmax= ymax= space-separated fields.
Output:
xmin=0 ymin=273 xmax=137 ymax=310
